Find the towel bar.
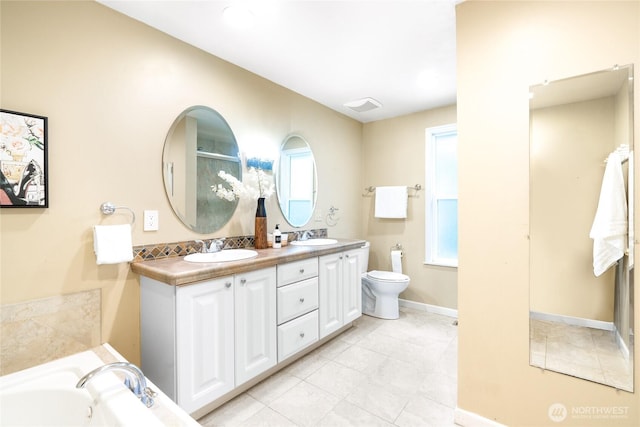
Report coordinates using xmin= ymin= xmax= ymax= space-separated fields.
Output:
xmin=364 ymin=184 xmax=422 ymax=195
xmin=100 ymin=202 xmax=136 ymax=225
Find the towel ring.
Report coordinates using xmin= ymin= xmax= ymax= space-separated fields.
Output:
xmin=100 ymin=202 xmax=135 ymax=226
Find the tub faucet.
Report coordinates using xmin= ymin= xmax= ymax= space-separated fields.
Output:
xmin=195 ymin=238 xmax=225 ymax=253
xmin=76 ymin=362 xmax=157 ymax=408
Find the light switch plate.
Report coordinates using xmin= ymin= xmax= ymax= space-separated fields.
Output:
xmin=143 ymin=210 xmax=159 ymax=231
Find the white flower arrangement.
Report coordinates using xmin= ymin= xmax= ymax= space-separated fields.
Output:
xmin=213 ymin=167 xmax=275 ymax=201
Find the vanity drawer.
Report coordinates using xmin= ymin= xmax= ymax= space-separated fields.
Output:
xmin=277 ymin=277 xmax=318 ymax=325
xmin=277 ymin=257 xmax=318 ymax=287
xmin=277 ymin=310 xmax=319 ymax=362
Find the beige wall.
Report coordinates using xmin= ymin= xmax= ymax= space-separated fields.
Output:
xmin=530 ymin=97 xmax=617 ymax=321
xmin=0 ymin=1 xmax=363 ymax=364
xmin=457 ymin=1 xmax=639 ymax=426
xmin=362 ymin=106 xmax=458 ymax=309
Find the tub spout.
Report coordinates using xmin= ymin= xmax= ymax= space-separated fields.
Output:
xmin=76 ymin=362 xmax=157 ymax=408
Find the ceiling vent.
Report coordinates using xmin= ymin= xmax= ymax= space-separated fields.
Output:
xmin=344 ymin=97 xmax=382 ymax=113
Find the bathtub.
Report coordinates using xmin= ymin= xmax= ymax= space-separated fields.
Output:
xmin=0 ymin=345 xmax=199 ymax=426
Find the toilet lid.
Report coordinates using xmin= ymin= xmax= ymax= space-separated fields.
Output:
xmin=367 ymin=270 xmax=409 ymax=282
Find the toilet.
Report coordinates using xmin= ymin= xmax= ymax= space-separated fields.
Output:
xmin=358 ymin=242 xmax=410 ymax=319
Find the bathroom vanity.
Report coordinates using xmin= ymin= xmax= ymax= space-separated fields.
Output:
xmin=131 ymin=238 xmax=365 ymax=418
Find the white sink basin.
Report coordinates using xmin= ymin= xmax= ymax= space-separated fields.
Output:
xmin=184 ymin=249 xmax=258 ymax=263
xmin=290 ymin=238 xmax=338 ymax=246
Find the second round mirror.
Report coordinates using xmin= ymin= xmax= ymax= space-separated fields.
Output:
xmin=276 ymin=134 xmax=317 ymax=227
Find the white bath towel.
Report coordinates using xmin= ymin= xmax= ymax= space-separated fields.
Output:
xmin=374 ymin=186 xmax=408 ymax=219
xmin=589 ymin=152 xmax=628 ymax=277
xmin=93 ymin=224 xmax=134 ymax=265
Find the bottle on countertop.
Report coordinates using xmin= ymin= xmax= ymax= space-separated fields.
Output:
xmin=273 ymin=224 xmax=282 ymax=249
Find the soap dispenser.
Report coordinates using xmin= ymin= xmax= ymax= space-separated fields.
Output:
xmin=273 ymin=224 xmax=282 ymax=249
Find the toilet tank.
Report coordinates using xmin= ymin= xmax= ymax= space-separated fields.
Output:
xmin=358 ymin=241 xmax=370 ymax=274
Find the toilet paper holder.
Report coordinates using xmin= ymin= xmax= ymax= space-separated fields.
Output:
xmin=390 ymin=244 xmax=404 ymax=274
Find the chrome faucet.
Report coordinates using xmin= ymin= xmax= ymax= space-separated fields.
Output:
xmin=195 ymin=238 xmax=225 ymax=253
xmin=76 ymin=362 xmax=157 ymax=408
xmin=301 ymin=230 xmax=315 ymax=241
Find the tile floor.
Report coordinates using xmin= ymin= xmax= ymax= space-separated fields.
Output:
xmin=530 ymin=319 xmax=633 ymax=391
xmin=199 ymin=307 xmax=458 ymax=426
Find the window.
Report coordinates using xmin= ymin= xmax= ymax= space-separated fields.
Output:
xmin=425 ymin=124 xmax=458 ymax=267
xmin=278 ymin=147 xmax=314 ymax=226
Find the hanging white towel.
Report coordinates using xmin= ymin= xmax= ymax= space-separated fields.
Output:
xmin=374 ymin=186 xmax=408 ymax=219
xmin=589 ymin=152 xmax=628 ymax=277
xmin=93 ymin=224 xmax=134 ymax=265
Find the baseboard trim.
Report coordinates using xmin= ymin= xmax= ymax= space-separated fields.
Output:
xmin=530 ymin=311 xmax=614 ymax=331
xmin=615 ymin=326 xmax=630 ymax=360
xmin=454 ymin=407 xmax=508 ymax=427
xmin=399 ymin=298 xmax=458 ymax=318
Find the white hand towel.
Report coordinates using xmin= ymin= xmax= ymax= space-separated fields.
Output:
xmin=93 ymin=224 xmax=134 ymax=265
xmin=374 ymin=186 xmax=408 ymax=219
xmin=589 ymin=152 xmax=628 ymax=277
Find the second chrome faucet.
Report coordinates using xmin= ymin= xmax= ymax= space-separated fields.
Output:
xmin=195 ymin=238 xmax=225 ymax=253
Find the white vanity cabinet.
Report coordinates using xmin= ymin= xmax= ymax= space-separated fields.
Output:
xmin=276 ymin=258 xmax=320 ymax=361
xmin=140 ymin=266 xmax=276 ymax=415
xmin=133 ymin=239 xmax=367 ymax=417
xmin=318 ymin=249 xmax=362 ymax=339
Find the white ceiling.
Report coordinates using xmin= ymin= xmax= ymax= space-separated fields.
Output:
xmin=98 ymin=0 xmax=458 ymax=123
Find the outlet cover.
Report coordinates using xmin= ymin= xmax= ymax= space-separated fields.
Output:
xmin=143 ymin=210 xmax=159 ymax=231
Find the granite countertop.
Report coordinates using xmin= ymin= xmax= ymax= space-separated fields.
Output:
xmin=130 ymin=238 xmax=367 ymax=286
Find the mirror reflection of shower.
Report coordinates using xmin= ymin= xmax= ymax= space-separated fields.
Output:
xmin=529 ymin=64 xmax=634 ymax=391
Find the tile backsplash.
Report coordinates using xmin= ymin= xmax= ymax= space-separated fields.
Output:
xmin=132 ymin=229 xmax=328 ymax=262
xmin=0 ymin=289 xmax=101 ymax=375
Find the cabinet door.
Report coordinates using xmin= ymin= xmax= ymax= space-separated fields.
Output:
xmin=176 ymin=277 xmax=235 ymax=414
xmin=319 ymin=253 xmax=344 ymax=338
xmin=342 ymin=249 xmax=362 ymax=323
xmin=235 ymin=267 xmax=277 ymax=385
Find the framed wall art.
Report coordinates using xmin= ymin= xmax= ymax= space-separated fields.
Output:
xmin=0 ymin=109 xmax=48 ymax=207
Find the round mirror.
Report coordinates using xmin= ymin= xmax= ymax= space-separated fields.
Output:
xmin=275 ymin=134 xmax=317 ymax=227
xmin=162 ymin=106 xmax=241 ymax=233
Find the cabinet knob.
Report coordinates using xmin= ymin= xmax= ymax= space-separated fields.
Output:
xmin=339 ymin=256 xmax=343 ymax=259
xmin=299 ymin=332 xmax=305 ymax=338
xmin=299 ymin=268 xmax=304 ymax=274
xmin=299 ymin=297 xmax=305 ymax=303
xmin=240 ymin=278 xmax=246 ymax=285
xmin=225 ymin=282 xmax=232 ymax=288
